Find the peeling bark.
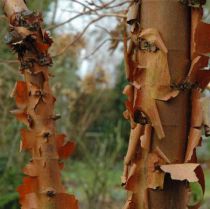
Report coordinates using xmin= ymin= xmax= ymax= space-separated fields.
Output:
xmin=2 ymin=0 xmax=78 ymax=208
xmin=122 ymin=0 xmax=209 ymax=209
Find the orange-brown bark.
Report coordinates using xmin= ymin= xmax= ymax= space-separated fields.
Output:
xmin=122 ymin=1 xmax=209 ymax=209
xmin=3 ymin=0 xmax=78 ymax=208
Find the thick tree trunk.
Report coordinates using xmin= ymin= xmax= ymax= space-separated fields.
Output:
xmin=3 ymin=0 xmax=78 ymax=208
xmin=142 ymin=1 xmax=190 ymax=208
xmin=122 ymin=1 xmax=208 ymax=209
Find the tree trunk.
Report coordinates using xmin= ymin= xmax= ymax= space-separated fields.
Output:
xmin=142 ymin=1 xmax=190 ymax=208
xmin=3 ymin=0 xmax=78 ymax=208
xmin=122 ymin=1 xmax=208 ymax=209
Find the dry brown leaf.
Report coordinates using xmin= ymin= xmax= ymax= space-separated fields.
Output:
xmin=160 ymin=163 xmax=199 ymax=182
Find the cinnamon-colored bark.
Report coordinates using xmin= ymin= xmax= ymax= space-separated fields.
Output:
xmin=142 ymin=2 xmax=190 ymax=208
xmin=122 ymin=1 xmax=209 ymax=209
xmin=3 ymin=0 xmax=78 ymax=208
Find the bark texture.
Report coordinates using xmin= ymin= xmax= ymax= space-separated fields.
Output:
xmin=3 ymin=0 xmax=78 ymax=208
xmin=122 ymin=1 xmax=209 ymax=209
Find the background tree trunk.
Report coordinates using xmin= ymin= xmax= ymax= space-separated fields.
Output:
xmin=3 ymin=0 xmax=78 ymax=208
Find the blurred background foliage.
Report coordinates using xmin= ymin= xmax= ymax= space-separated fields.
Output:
xmin=0 ymin=0 xmax=209 ymax=209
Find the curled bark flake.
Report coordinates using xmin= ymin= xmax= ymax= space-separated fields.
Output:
xmin=123 ymin=84 xmax=134 ymax=103
xmin=20 ymin=128 xmax=36 ymax=151
xmin=11 ymin=80 xmax=28 ymax=109
xmin=122 ymin=193 xmax=136 ymax=209
xmin=187 ymin=56 xmax=210 ymax=89
xmin=127 ymin=0 xmax=141 ymax=25
xmin=54 ymin=193 xmax=79 ymax=209
xmin=130 ymin=28 xmax=182 ymax=138
xmin=123 ymin=124 xmax=144 ymax=170
xmin=10 ymin=109 xmax=33 ymax=128
xmin=191 ymin=88 xmax=203 ymax=128
xmin=140 ymin=124 xmax=152 ymax=150
xmin=201 ymin=96 xmax=210 ymax=136
xmin=195 ymin=19 xmax=210 ymax=55
xmin=55 ymin=134 xmax=76 ymax=159
xmin=185 ymin=128 xmax=202 ymax=162
xmin=124 ymin=40 xmax=138 ymax=81
xmin=154 ymin=146 xmax=171 ymax=164
xmin=147 ymin=153 xmax=165 ymax=190
xmin=58 ymin=141 xmax=76 ymax=160
xmin=125 ymin=163 xmax=138 ymax=192
xmin=134 ymin=88 xmax=165 ymax=139
xmin=17 ymin=177 xmax=39 ymax=200
xmin=23 ymin=161 xmax=38 ymax=177
xmin=160 ymin=163 xmax=199 ymax=182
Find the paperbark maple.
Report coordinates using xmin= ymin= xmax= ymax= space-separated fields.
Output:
xmin=3 ymin=0 xmax=78 ymax=208
xmin=122 ymin=1 xmax=209 ymax=209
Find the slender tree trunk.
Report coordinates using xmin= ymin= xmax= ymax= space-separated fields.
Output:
xmin=122 ymin=1 xmax=208 ymax=209
xmin=3 ymin=0 xmax=78 ymax=208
